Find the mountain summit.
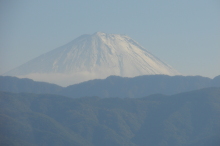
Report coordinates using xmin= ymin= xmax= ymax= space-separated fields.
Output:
xmin=5 ymin=32 xmax=179 ymax=86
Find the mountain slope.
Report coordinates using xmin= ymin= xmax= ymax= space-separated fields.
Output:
xmin=58 ymin=75 xmax=220 ymax=98
xmin=0 ymin=76 xmax=63 ymax=94
xmin=4 ymin=32 xmax=179 ymax=86
xmin=1 ymin=87 xmax=220 ymax=146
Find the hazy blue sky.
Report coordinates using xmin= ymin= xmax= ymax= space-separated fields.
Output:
xmin=0 ymin=0 xmax=219 ymax=78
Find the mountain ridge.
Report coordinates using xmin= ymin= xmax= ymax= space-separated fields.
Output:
xmin=1 ymin=75 xmax=220 ymax=98
xmin=58 ymin=75 xmax=215 ymax=98
xmin=0 ymin=76 xmax=63 ymax=94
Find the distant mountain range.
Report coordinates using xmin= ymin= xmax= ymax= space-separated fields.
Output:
xmin=1 ymin=75 xmax=220 ymax=98
xmin=1 ymin=87 xmax=220 ymax=146
xmin=4 ymin=32 xmax=179 ymax=86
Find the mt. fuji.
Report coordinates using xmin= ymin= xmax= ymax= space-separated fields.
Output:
xmin=5 ymin=32 xmax=180 ymax=86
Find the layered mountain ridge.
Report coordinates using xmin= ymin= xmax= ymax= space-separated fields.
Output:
xmin=1 ymin=87 xmax=220 ymax=145
xmin=2 ymin=75 xmax=220 ymax=98
xmin=5 ymin=32 xmax=179 ymax=86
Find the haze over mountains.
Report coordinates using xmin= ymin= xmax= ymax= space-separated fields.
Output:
xmin=1 ymin=31 xmax=220 ymax=145
xmin=4 ymin=32 xmax=179 ymax=86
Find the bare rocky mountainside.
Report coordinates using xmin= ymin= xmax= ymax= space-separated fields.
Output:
xmin=4 ymin=32 xmax=179 ymax=86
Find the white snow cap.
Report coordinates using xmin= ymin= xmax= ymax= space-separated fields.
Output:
xmin=5 ymin=32 xmax=180 ymax=86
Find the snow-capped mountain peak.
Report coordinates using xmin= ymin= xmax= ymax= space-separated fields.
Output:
xmin=5 ymin=32 xmax=180 ymax=86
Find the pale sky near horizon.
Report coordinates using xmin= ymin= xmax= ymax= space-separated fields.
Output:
xmin=0 ymin=0 xmax=219 ymax=78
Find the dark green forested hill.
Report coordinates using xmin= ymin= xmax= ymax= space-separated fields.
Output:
xmin=1 ymin=88 xmax=220 ymax=146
